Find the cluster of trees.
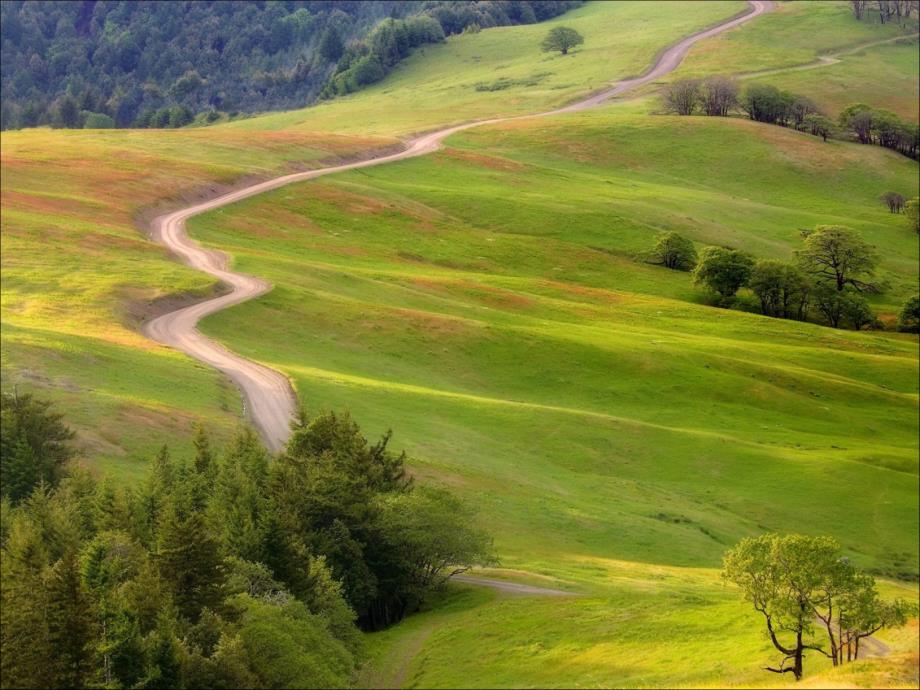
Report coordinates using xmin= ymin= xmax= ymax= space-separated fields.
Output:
xmin=1 ymin=391 xmax=494 ymax=688
xmin=650 ymin=225 xmax=918 ymax=331
xmin=849 ymin=0 xmax=918 ymax=24
xmin=839 ymin=103 xmax=920 ymax=158
xmin=724 ymin=534 xmax=914 ymax=681
xmin=321 ymin=1 xmax=581 ymax=98
xmin=663 ymin=80 xmax=919 ymax=158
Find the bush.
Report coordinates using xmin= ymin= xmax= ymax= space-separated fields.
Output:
xmin=81 ymin=111 xmax=115 ymax=129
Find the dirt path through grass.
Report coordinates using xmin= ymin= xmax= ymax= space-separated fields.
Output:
xmin=143 ymin=1 xmax=773 ymax=451
xmin=738 ymin=32 xmax=919 ymax=80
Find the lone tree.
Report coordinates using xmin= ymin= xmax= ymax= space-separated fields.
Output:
xmin=540 ymin=26 xmax=583 ymax=55
xmin=692 ymin=246 xmax=754 ymax=302
xmin=723 ymin=534 xmax=913 ymax=681
xmin=663 ymin=78 xmax=700 ymax=116
xmin=648 ymin=231 xmax=697 ymax=270
xmin=796 ymin=225 xmax=879 ymax=292
xmin=880 ymin=191 xmax=906 ymax=213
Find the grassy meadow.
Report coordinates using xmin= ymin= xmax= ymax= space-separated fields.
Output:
xmin=1 ymin=127 xmax=396 ymax=475
xmin=188 ymin=107 xmax=920 ymax=685
xmin=1 ymin=0 xmax=918 ymax=686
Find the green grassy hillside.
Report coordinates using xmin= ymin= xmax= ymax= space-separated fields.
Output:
xmin=187 ymin=106 xmax=919 ymax=685
xmin=1 ymin=1 xmax=917 ymax=686
xmin=0 ymin=127 xmax=396 ymax=474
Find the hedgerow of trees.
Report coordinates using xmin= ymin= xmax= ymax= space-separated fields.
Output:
xmin=849 ymin=0 xmax=918 ymax=24
xmin=0 ymin=394 xmax=494 ymax=688
xmin=0 ymin=1 xmax=582 ymax=131
xmin=724 ymin=533 xmax=914 ymax=681
xmin=654 ymin=224 xmax=897 ymax=331
xmin=662 ymin=78 xmax=919 ymax=160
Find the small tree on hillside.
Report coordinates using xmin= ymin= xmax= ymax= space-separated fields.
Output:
xmin=700 ymin=76 xmax=739 ymax=116
xmin=880 ymin=191 xmax=906 ymax=213
xmin=723 ymin=534 xmax=913 ymax=681
xmin=897 ymin=294 xmax=920 ymax=332
xmin=663 ymin=78 xmax=700 ymax=116
xmin=692 ymin=246 xmax=755 ymax=302
xmin=648 ymin=232 xmax=697 ymax=270
xmin=540 ymin=26 xmax=583 ymax=55
xmin=796 ymin=225 xmax=879 ymax=292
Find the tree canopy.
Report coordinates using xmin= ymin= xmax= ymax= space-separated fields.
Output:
xmin=723 ymin=534 xmax=913 ymax=681
xmin=540 ymin=26 xmax=584 ymax=55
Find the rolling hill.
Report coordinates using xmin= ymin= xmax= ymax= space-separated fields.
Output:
xmin=0 ymin=1 xmax=917 ymax=687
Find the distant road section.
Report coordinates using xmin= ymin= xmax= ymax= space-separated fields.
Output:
xmin=144 ymin=1 xmax=773 ymax=452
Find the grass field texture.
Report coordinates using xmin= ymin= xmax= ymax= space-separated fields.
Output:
xmin=188 ymin=108 xmax=919 ymax=685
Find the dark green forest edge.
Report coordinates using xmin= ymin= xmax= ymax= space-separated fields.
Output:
xmin=2 ymin=393 xmax=914 ymax=688
xmin=0 ymin=0 xmax=581 ymax=130
xmin=0 ymin=392 xmax=493 ymax=689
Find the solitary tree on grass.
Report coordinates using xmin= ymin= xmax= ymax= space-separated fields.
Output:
xmin=723 ymin=534 xmax=913 ymax=681
xmin=540 ymin=26 xmax=583 ymax=55
xmin=880 ymin=191 xmax=906 ymax=213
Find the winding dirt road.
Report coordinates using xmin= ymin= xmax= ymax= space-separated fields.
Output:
xmin=143 ymin=1 xmax=773 ymax=452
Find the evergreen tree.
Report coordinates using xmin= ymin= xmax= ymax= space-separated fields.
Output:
xmin=319 ymin=26 xmax=344 ymax=62
xmin=45 ymin=552 xmax=96 ymax=687
xmin=156 ymin=496 xmax=224 ymax=622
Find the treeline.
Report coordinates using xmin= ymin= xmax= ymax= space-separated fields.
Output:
xmin=0 ymin=1 xmax=581 ymax=131
xmin=849 ymin=0 xmax=918 ymax=24
xmin=0 ymin=392 xmax=493 ymax=689
xmin=648 ymin=224 xmax=920 ymax=332
xmin=320 ymin=1 xmax=582 ymax=99
xmin=663 ymin=78 xmax=920 ymax=159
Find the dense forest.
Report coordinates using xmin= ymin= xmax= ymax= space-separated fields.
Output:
xmin=0 ymin=391 xmax=493 ymax=688
xmin=0 ymin=0 xmax=581 ymax=131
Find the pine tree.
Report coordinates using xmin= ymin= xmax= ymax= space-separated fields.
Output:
xmin=0 ymin=514 xmax=54 ymax=688
xmin=319 ymin=26 xmax=344 ymax=62
xmin=45 ymin=552 xmax=96 ymax=687
xmin=1 ymin=432 xmax=39 ymax=503
xmin=193 ymin=423 xmax=214 ymax=480
xmin=156 ymin=497 xmax=223 ymax=621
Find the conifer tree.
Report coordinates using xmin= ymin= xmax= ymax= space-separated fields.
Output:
xmin=45 ymin=552 xmax=95 ymax=687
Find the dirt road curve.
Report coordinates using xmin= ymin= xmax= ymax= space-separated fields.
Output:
xmin=143 ymin=1 xmax=773 ymax=451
